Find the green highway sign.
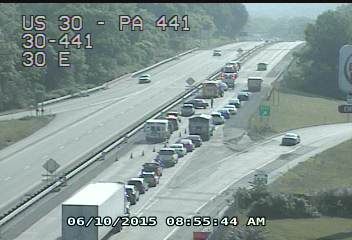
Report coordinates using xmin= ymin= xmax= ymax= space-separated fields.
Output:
xmin=259 ymin=105 xmax=270 ymax=117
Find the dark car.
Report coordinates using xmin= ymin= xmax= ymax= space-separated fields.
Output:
xmin=125 ymin=185 xmax=139 ymax=205
xmin=142 ymin=162 xmax=163 ymax=177
xmin=181 ymin=104 xmax=195 ymax=117
xmin=237 ymin=92 xmax=250 ymax=101
xmin=184 ymin=99 xmax=209 ymax=109
xmin=218 ymin=109 xmax=231 ymax=120
xmin=127 ymin=178 xmax=149 ymax=194
xmin=184 ymin=135 xmax=203 ymax=148
xmin=213 ymin=49 xmax=222 ymax=56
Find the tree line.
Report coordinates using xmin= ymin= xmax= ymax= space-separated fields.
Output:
xmin=284 ymin=4 xmax=352 ymax=98
xmin=0 ymin=3 xmax=248 ymax=112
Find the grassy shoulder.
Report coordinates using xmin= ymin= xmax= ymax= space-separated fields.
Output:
xmin=265 ymin=217 xmax=352 ymax=240
xmin=269 ymin=139 xmax=352 ymax=194
xmin=265 ymin=138 xmax=352 ymax=240
xmin=0 ymin=115 xmax=54 ymax=150
xmin=248 ymin=89 xmax=349 ymax=138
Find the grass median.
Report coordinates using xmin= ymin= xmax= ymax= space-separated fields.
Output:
xmin=0 ymin=115 xmax=54 ymax=151
xmin=248 ymin=89 xmax=350 ymax=139
xmin=245 ymin=89 xmax=352 ymax=239
xmin=264 ymin=137 xmax=352 ymax=239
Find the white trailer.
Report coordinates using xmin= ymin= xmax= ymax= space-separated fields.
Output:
xmin=247 ymin=77 xmax=263 ymax=92
xmin=202 ymin=80 xmax=223 ymax=98
xmin=61 ymin=182 xmax=126 ymax=240
xmin=144 ymin=119 xmax=170 ymax=143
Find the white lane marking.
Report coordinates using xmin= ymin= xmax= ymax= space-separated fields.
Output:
xmin=75 ymin=137 xmax=79 ymax=141
xmin=195 ymin=200 xmax=209 ymax=214
xmin=144 ymin=199 xmax=158 ymax=211
xmin=137 ymin=198 xmax=159 ymax=216
xmin=24 ymin=165 xmax=30 ymax=170
xmin=87 ymin=130 xmax=92 ymax=134
xmin=4 ymin=177 xmax=11 ymax=181
xmin=41 ymin=155 xmax=48 ymax=160
xmin=192 ymin=147 xmax=298 ymax=215
xmin=162 ymin=214 xmax=194 ymax=240
xmin=134 ymin=156 xmax=192 ymax=216
xmin=59 ymin=145 xmax=65 ymax=149
xmin=218 ymin=148 xmax=297 ymax=196
xmin=163 ymin=226 xmax=180 ymax=240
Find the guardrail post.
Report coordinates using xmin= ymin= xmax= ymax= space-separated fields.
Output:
xmin=141 ymin=150 xmax=145 ymax=157
xmin=153 ymin=146 xmax=156 ymax=152
xmin=60 ymin=176 xmax=67 ymax=187
xmin=130 ymin=153 xmax=133 ymax=159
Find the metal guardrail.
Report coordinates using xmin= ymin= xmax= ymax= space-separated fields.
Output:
xmin=130 ymin=48 xmax=198 ymax=77
xmin=40 ymin=48 xmax=199 ymax=107
xmin=0 ymin=42 xmax=269 ymax=227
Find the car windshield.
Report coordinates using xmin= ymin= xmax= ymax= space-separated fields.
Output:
xmin=170 ymin=144 xmax=182 ymax=148
xmin=284 ymin=133 xmax=297 ymax=138
xmin=128 ymin=180 xmax=140 ymax=185
xmin=143 ymin=165 xmax=156 ymax=170
xmin=141 ymin=173 xmax=153 ymax=178
xmin=159 ymin=150 xmax=174 ymax=155
xmin=223 ymin=67 xmax=235 ymax=73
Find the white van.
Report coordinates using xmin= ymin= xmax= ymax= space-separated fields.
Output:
xmin=144 ymin=119 xmax=169 ymax=143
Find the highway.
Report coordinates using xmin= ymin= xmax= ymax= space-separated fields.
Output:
xmin=10 ymin=41 xmax=328 ymax=240
xmin=0 ymin=41 xmax=263 ymax=212
xmin=15 ymin=120 xmax=352 ymax=240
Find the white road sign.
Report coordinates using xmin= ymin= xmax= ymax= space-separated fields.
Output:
xmin=338 ymin=45 xmax=352 ymax=93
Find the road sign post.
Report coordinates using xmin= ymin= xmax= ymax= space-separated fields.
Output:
xmin=42 ymin=158 xmax=60 ymax=182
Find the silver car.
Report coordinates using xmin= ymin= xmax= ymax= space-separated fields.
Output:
xmin=281 ymin=133 xmax=301 ymax=146
xmin=223 ymin=105 xmax=237 ymax=115
xmin=169 ymin=144 xmax=187 ymax=157
xmin=139 ymin=74 xmax=151 ymax=84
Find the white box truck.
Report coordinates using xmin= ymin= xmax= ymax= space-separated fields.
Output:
xmin=61 ymin=182 xmax=127 ymax=240
xmin=247 ymin=77 xmax=263 ymax=92
xmin=144 ymin=119 xmax=170 ymax=143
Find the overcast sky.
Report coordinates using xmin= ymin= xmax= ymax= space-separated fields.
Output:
xmin=244 ymin=3 xmax=345 ymax=19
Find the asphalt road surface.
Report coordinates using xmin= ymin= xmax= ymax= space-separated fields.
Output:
xmin=10 ymin=41 xmax=327 ymax=240
xmin=0 ymin=41 xmax=264 ymax=212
